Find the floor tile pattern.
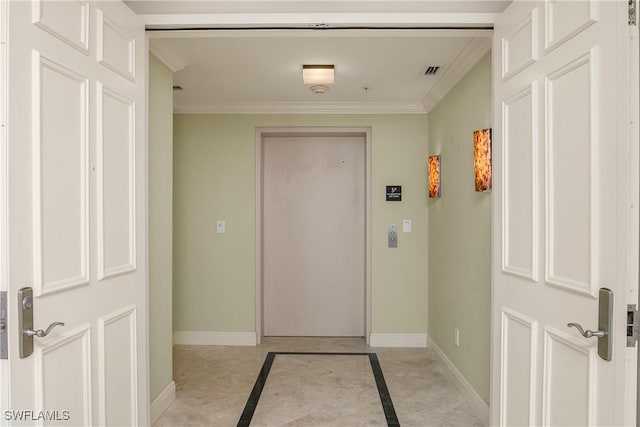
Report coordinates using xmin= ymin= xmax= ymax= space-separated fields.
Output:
xmin=239 ymin=352 xmax=398 ymax=427
xmin=154 ymin=338 xmax=483 ymax=427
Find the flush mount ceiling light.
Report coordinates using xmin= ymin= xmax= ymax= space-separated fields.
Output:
xmin=302 ymin=64 xmax=334 ymax=85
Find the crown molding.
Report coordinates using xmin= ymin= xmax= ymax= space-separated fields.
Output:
xmin=421 ymin=36 xmax=491 ymax=113
xmin=172 ymin=36 xmax=493 ymax=115
xmin=173 ymin=101 xmax=428 ymax=114
xmin=148 ymin=39 xmax=187 ymax=72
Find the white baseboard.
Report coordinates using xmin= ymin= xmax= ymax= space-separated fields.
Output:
xmin=427 ymin=336 xmax=489 ymax=427
xmin=173 ymin=331 xmax=257 ymax=346
xmin=150 ymin=380 xmax=175 ymax=425
xmin=369 ymin=333 xmax=427 ymax=348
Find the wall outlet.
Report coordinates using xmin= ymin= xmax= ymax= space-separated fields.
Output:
xmin=454 ymin=328 xmax=460 ymax=347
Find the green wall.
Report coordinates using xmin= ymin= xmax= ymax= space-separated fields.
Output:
xmin=427 ymin=53 xmax=492 ymax=403
xmin=173 ymin=114 xmax=429 ymax=334
xmin=148 ymin=54 xmax=174 ymax=401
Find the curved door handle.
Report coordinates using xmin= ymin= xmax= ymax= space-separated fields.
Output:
xmin=24 ymin=322 xmax=65 ymax=338
xmin=566 ymin=288 xmax=613 ymax=361
xmin=567 ymin=322 xmax=607 ymax=338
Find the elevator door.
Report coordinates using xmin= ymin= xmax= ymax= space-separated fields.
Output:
xmin=263 ymin=134 xmax=365 ymax=336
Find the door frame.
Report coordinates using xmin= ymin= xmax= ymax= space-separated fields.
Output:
xmin=255 ymin=127 xmax=372 ymax=344
xmin=0 ymin=0 xmax=7 ymax=423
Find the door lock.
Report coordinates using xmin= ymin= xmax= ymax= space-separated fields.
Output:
xmin=18 ymin=287 xmax=65 ymax=358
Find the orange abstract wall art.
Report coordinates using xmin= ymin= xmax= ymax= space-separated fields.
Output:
xmin=428 ymin=155 xmax=441 ymax=198
xmin=473 ymin=129 xmax=492 ymax=192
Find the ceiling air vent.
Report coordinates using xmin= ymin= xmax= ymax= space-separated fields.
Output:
xmin=424 ymin=66 xmax=440 ymax=76
xmin=173 ymin=85 xmax=183 ymax=91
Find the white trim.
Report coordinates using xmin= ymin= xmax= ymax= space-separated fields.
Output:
xmin=142 ymin=12 xmax=500 ymax=28
xmin=428 ymin=336 xmax=489 ymax=427
xmin=421 ymin=37 xmax=491 ymax=113
xmin=255 ymin=129 xmax=262 ymax=344
xmin=626 ymin=11 xmax=640 ymax=426
xmin=364 ymin=129 xmax=372 ymax=346
xmin=143 ymin=40 xmax=152 ymax=427
xmin=150 ymin=381 xmax=176 ymax=425
xmin=369 ymin=333 xmax=427 ymax=348
xmin=173 ymin=331 xmax=257 ymax=346
xmin=148 ymin=39 xmax=186 ymax=72
xmin=175 ymin=102 xmax=427 ymax=115
xmin=147 ymin=28 xmax=494 ymax=40
xmin=0 ymin=0 xmax=8 ymax=422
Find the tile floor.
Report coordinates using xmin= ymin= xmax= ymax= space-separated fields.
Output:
xmin=154 ymin=338 xmax=483 ymax=426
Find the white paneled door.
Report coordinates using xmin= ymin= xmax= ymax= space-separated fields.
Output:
xmin=492 ymin=1 xmax=637 ymax=425
xmin=3 ymin=1 xmax=147 ymax=425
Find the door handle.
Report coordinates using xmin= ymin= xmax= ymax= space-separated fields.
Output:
xmin=567 ymin=323 xmax=607 ymax=338
xmin=18 ymin=287 xmax=65 ymax=358
xmin=567 ymin=287 xmax=613 ymax=361
xmin=24 ymin=322 xmax=65 ymax=338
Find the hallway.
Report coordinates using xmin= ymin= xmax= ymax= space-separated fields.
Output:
xmin=154 ymin=338 xmax=482 ymax=426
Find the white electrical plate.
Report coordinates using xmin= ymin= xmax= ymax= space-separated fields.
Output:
xmin=402 ymin=219 xmax=412 ymax=232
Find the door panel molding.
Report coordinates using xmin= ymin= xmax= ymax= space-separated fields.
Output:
xmin=542 ymin=326 xmax=596 ymax=426
xmin=98 ymin=305 xmax=138 ymax=426
xmin=35 ymin=325 xmax=92 ymax=426
xmin=96 ymin=82 xmax=136 ymax=281
xmin=544 ymin=0 xmax=598 ymax=53
xmin=544 ymin=50 xmax=598 ymax=298
xmin=32 ymin=0 xmax=89 ymax=55
xmin=501 ymin=82 xmax=540 ymax=282
xmin=501 ymin=8 xmax=539 ymax=81
xmin=96 ymin=9 xmax=135 ymax=81
xmin=500 ymin=308 xmax=538 ymax=427
xmin=32 ymin=51 xmax=90 ymax=296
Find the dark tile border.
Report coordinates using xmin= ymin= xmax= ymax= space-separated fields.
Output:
xmin=237 ymin=352 xmax=400 ymax=427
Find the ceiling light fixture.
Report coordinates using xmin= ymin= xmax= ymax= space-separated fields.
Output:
xmin=302 ymin=64 xmax=335 ymax=85
xmin=310 ymin=85 xmax=330 ymax=94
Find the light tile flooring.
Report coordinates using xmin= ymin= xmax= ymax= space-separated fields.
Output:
xmin=154 ymin=338 xmax=483 ymax=426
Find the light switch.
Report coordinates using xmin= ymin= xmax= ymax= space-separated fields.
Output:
xmin=216 ymin=220 xmax=225 ymax=234
xmin=402 ymin=219 xmax=412 ymax=233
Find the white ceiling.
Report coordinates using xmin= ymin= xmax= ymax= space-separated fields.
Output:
xmin=132 ymin=1 xmax=507 ymax=113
